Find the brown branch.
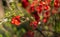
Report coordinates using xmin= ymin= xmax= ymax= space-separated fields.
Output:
xmin=0 ymin=0 xmax=4 ymax=21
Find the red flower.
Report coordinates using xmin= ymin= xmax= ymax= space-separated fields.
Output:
xmin=11 ymin=16 xmax=21 ymax=26
xmin=30 ymin=21 xmax=38 ymax=29
xmin=30 ymin=6 xmax=35 ymax=12
xmin=44 ymin=5 xmax=50 ymax=11
xmin=26 ymin=6 xmax=35 ymax=13
xmin=54 ymin=0 xmax=59 ymax=8
xmin=32 ymin=11 xmax=40 ymax=22
xmin=44 ymin=11 xmax=50 ymax=18
xmin=43 ymin=18 xmax=47 ymax=23
xmin=21 ymin=0 xmax=29 ymax=8
xmin=54 ymin=2 xmax=59 ymax=8
xmin=35 ymin=5 xmax=42 ymax=13
xmin=39 ymin=1 xmax=46 ymax=6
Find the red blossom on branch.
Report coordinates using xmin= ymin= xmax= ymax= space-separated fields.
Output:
xmin=11 ymin=16 xmax=21 ymax=26
xmin=21 ymin=0 xmax=29 ymax=8
xmin=30 ymin=21 xmax=38 ymax=29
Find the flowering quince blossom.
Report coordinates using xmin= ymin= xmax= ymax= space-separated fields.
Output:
xmin=26 ymin=7 xmax=40 ymax=23
xmin=30 ymin=21 xmax=38 ymax=29
xmin=43 ymin=18 xmax=47 ymax=23
xmin=44 ymin=11 xmax=50 ymax=18
xmin=32 ymin=11 xmax=40 ymax=22
xmin=29 ymin=6 xmax=35 ymax=12
xmin=21 ymin=0 xmax=29 ymax=8
xmin=1 ymin=0 xmax=60 ymax=37
xmin=44 ymin=5 xmax=50 ymax=11
xmin=11 ymin=16 xmax=21 ymax=26
xmin=18 ymin=0 xmax=60 ymax=30
xmin=21 ymin=0 xmax=60 ymax=23
xmin=54 ymin=0 xmax=60 ymax=8
xmin=39 ymin=1 xmax=46 ymax=6
xmin=35 ymin=5 xmax=42 ymax=13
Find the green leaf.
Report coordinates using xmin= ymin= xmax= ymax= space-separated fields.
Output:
xmin=51 ymin=0 xmax=54 ymax=7
xmin=13 ymin=26 xmax=17 ymax=33
xmin=5 ymin=33 xmax=9 ymax=37
xmin=0 ymin=34 xmax=3 ymax=37
xmin=21 ymin=28 xmax=26 ymax=33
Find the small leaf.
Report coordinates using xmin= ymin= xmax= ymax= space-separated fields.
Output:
xmin=21 ymin=28 xmax=26 ymax=33
xmin=5 ymin=32 xmax=10 ymax=37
